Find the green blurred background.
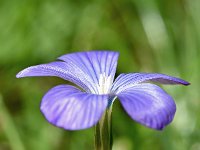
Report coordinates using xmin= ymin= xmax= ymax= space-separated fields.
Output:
xmin=0 ymin=0 xmax=199 ymax=149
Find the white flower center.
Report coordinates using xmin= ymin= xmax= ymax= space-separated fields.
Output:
xmin=97 ymin=73 xmax=113 ymax=94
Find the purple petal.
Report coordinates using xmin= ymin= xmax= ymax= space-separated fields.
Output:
xmin=58 ymin=51 xmax=119 ymax=80
xmin=40 ymin=85 xmax=109 ymax=130
xmin=117 ymin=83 xmax=176 ymax=130
xmin=58 ymin=51 xmax=119 ymax=94
xmin=112 ymin=73 xmax=190 ymax=93
xmin=16 ymin=61 xmax=94 ymax=93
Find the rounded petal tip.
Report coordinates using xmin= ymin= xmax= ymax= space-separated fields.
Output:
xmin=16 ymin=72 xmax=23 ymax=78
xmin=183 ymin=81 xmax=190 ymax=86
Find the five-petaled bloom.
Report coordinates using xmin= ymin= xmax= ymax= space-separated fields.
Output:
xmin=16 ymin=51 xmax=189 ymax=130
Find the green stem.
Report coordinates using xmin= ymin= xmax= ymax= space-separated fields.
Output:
xmin=94 ymin=107 xmax=113 ymax=150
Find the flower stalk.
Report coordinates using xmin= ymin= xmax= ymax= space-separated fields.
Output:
xmin=95 ymin=107 xmax=113 ymax=150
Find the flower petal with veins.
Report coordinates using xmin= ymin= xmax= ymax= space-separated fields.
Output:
xmin=40 ymin=85 xmax=109 ymax=130
xmin=117 ymin=83 xmax=176 ymax=130
xmin=112 ymin=73 xmax=190 ymax=93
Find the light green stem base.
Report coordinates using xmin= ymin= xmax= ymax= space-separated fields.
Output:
xmin=94 ymin=108 xmax=113 ymax=150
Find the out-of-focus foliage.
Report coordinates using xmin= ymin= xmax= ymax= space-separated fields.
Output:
xmin=0 ymin=0 xmax=199 ymax=149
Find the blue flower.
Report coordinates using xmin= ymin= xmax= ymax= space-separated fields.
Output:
xmin=16 ymin=51 xmax=189 ymax=130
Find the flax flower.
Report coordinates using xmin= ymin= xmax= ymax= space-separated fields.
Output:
xmin=16 ymin=51 xmax=189 ymax=130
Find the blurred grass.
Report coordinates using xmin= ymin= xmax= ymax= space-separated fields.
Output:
xmin=0 ymin=0 xmax=199 ymax=150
